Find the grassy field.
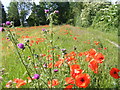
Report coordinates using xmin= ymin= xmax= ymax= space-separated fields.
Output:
xmin=1 ymin=25 xmax=119 ymax=88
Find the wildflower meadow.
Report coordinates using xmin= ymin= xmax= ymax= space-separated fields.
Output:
xmin=0 ymin=1 xmax=120 ymax=89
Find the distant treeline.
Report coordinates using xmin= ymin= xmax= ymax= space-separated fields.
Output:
xmin=1 ymin=2 xmax=119 ymax=31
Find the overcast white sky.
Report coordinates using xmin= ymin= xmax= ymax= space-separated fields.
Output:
xmin=1 ymin=0 xmax=118 ymax=12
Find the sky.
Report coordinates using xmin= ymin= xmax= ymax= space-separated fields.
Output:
xmin=1 ymin=0 xmax=119 ymax=12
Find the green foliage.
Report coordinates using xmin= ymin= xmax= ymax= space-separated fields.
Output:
xmin=92 ymin=4 xmax=118 ymax=32
xmin=7 ymin=2 xmax=20 ymax=26
xmin=68 ymin=2 xmax=83 ymax=25
xmin=18 ymin=2 xmax=32 ymax=26
xmin=2 ymin=4 xmax=6 ymax=23
xmin=5 ymin=1 xmax=119 ymax=33
xmin=55 ymin=2 xmax=70 ymax=24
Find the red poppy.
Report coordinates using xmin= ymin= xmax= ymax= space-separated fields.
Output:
xmin=27 ymin=77 xmax=34 ymax=83
xmin=94 ymin=41 xmax=100 ymax=45
xmin=73 ymin=37 xmax=77 ymax=40
xmin=26 ymin=36 xmax=29 ymax=38
xmin=85 ymin=55 xmax=92 ymax=62
xmin=13 ymin=78 xmax=26 ymax=88
xmin=83 ymin=51 xmax=89 ymax=56
xmin=78 ymin=52 xmax=83 ymax=57
xmin=48 ymin=62 xmax=53 ymax=68
xmin=36 ymin=38 xmax=41 ymax=40
xmin=48 ymin=79 xmax=59 ymax=87
xmin=70 ymin=64 xmax=80 ymax=70
xmin=54 ymin=59 xmax=64 ymax=68
xmin=88 ymin=59 xmax=98 ymax=73
xmin=66 ymin=56 xmax=75 ymax=62
xmin=70 ymin=51 xmax=76 ymax=56
xmin=94 ymin=53 xmax=104 ymax=63
xmin=104 ymin=47 xmax=107 ymax=50
xmin=30 ymin=40 xmax=34 ymax=43
xmin=40 ymin=54 xmax=46 ymax=57
xmin=88 ymin=42 xmax=90 ymax=44
xmin=64 ymin=77 xmax=75 ymax=85
xmin=29 ymin=43 xmax=32 ymax=46
xmin=36 ymin=41 xmax=39 ymax=44
xmin=70 ymin=65 xmax=83 ymax=78
xmin=75 ymin=73 xmax=90 ymax=88
xmin=64 ymin=85 xmax=74 ymax=90
xmin=89 ymin=49 xmax=96 ymax=57
xmin=109 ymin=68 xmax=120 ymax=79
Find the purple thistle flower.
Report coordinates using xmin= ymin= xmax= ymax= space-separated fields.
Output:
xmin=43 ymin=63 xmax=47 ymax=68
xmin=54 ymin=10 xmax=59 ymax=13
xmin=6 ymin=37 xmax=9 ymax=39
xmin=54 ymin=69 xmax=58 ymax=72
xmin=6 ymin=21 xmax=11 ymax=25
xmin=1 ymin=23 xmax=5 ymax=26
xmin=42 ymin=28 xmax=46 ymax=31
xmin=17 ymin=43 xmax=25 ymax=49
xmin=61 ymin=49 xmax=66 ymax=52
xmin=44 ymin=9 xmax=49 ymax=13
xmin=0 ymin=27 xmax=4 ymax=32
xmin=33 ymin=74 xmax=40 ymax=79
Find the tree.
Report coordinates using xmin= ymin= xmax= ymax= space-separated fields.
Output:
xmin=55 ymin=2 xmax=70 ymax=24
xmin=2 ymin=4 xmax=6 ymax=23
xmin=18 ymin=1 xmax=32 ymax=26
xmin=7 ymin=2 xmax=20 ymax=26
xmin=27 ymin=2 xmax=48 ymax=26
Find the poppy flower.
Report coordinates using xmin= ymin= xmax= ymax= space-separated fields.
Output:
xmin=89 ymin=49 xmax=96 ymax=57
xmin=64 ymin=85 xmax=74 ymax=90
xmin=73 ymin=37 xmax=77 ymax=40
xmin=13 ymin=78 xmax=26 ymax=88
xmin=88 ymin=59 xmax=98 ymax=73
xmin=30 ymin=40 xmax=34 ymax=43
xmin=27 ymin=77 xmax=34 ymax=83
xmin=70 ymin=51 xmax=76 ymax=56
xmin=29 ymin=43 xmax=32 ymax=46
xmin=16 ymin=81 xmax=26 ymax=88
xmin=70 ymin=64 xmax=80 ymax=70
xmin=36 ymin=41 xmax=39 ymax=44
xmin=40 ymin=54 xmax=46 ymax=57
xmin=75 ymin=73 xmax=90 ymax=88
xmin=64 ymin=77 xmax=75 ymax=85
xmin=48 ymin=79 xmax=59 ymax=87
xmin=109 ymin=68 xmax=120 ymax=79
xmin=66 ymin=56 xmax=75 ymax=62
xmin=83 ymin=51 xmax=89 ymax=56
xmin=26 ymin=36 xmax=29 ymax=38
xmin=94 ymin=41 xmax=100 ymax=45
xmin=54 ymin=59 xmax=64 ymax=68
xmin=70 ymin=65 xmax=83 ymax=78
xmin=48 ymin=62 xmax=53 ymax=68
xmin=94 ymin=53 xmax=104 ymax=63
xmin=104 ymin=47 xmax=107 ymax=50
xmin=85 ymin=55 xmax=92 ymax=62
xmin=78 ymin=52 xmax=83 ymax=57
